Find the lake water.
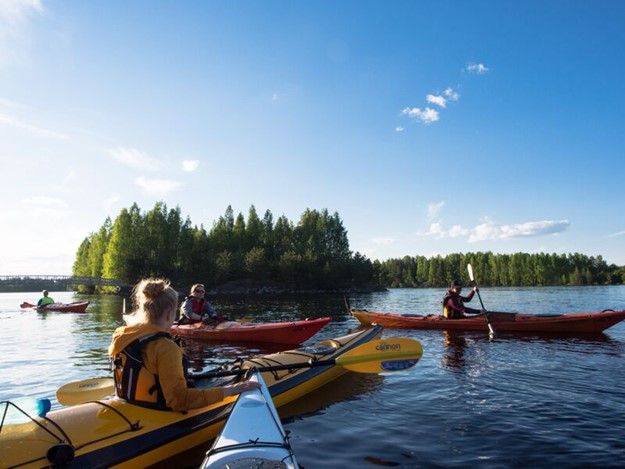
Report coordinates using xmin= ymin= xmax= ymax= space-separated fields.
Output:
xmin=2 ymin=286 xmax=625 ymax=468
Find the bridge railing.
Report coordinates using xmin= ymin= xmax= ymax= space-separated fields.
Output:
xmin=0 ymin=275 xmax=131 ymax=289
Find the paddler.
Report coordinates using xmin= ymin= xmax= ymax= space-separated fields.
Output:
xmin=442 ymin=279 xmax=485 ymax=319
xmin=109 ymin=278 xmax=258 ymax=411
xmin=179 ymin=283 xmax=223 ymax=324
xmin=37 ymin=290 xmax=55 ymax=306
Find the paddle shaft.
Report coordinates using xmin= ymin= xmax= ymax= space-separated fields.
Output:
xmin=192 ymin=358 xmax=339 ymax=379
xmin=467 ymin=264 xmax=495 ymax=335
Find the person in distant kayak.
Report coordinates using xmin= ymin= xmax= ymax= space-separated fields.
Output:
xmin=179 ymin=283 xmax=223 ymax=324
xmin=442 ymin=279 xmax=484 ymax=319
xmin=37 ymin=290 xmax=55 ymax=306
xmin=108 ymin=278 xmax=258 ymax=411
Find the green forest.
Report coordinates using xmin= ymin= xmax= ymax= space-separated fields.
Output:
xmin=71 ymin=202 xmax=625 ymax=292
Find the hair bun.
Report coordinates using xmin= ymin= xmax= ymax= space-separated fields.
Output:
xmin=142 ymin=280 xmax=167 ymax=299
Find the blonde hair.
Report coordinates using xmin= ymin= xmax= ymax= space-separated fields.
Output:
xmin=125 ymin=278 xmax=178 ymax=325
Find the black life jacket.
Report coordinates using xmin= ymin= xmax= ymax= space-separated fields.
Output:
xmin=112 ymin=332 xmax=186 ymax=410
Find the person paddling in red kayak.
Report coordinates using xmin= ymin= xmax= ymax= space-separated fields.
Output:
xmin=442 ymin=279 xmax=485 ymax=319
xmin=37 ymin=290 xmax=55 ymax=307
xmin=179 ymin=283 xmax=224 ymax=325
xmin=108 ymin=278 xmax=258 ymax=411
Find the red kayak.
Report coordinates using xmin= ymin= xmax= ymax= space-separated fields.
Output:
xmin=170 ymin=317 xmax=331 ymax=345
xmin=20 ymin=301 xmax=90 ymax=313
xmin=351 ymin=309 xmax=625 ymax=334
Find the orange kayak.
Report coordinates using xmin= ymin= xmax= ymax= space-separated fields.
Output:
xmin=20 ymin=301 xmax=90 ymax=313
xmin=170 ymin=317 xmax=331 ymax=345
xmin=351 ymin=309 xmax=625 ymax=333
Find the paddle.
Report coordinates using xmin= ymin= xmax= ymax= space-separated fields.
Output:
xmin=56 ymin=378 xmax=116 ymax=406
xmin=344 ymin=296 xmax=352 ymax=314
xmin=467 ymin=263 xmax=495 ymax=335
xmin=20 ymin=302 xmax=36 ymax=309
xmin=192 ymin=337 xmax=423 ymax=378
xmin=56 ymin=338 xmax=423 ymax=405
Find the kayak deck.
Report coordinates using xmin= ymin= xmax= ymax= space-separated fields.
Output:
xmin=352 ymin=309 xmax=625 ymax=333
xmin=170 ymin=317 xmax=331 ymax=345
xmin=201 ymin=373 xmax=298 ymax=469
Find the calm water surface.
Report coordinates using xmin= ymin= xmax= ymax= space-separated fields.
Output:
xmin=2 ymin=286 xmax=625 ymax=468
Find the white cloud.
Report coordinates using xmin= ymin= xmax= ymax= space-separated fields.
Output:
xmin=135 ymin=176 xmax=181 ymax=195
xmin=426 ymin=94 xmax=447 ymax=108
xmin=448 ymin=225 xmax=468 ymax=238
xmin=427 ymin=201 xmax=445 ymax=220
xmin=103 ymin=193 xmax=121 ymax=213
xmin=423 ymin=218 xmax=570 ymax=242
xmin=182 ymin=159 xmax=199 ymax=172
xmin=401 ymin=107 xmax=439 ymax=124
xmin=444 ymin=87 xmax=460 ymax=101
xmin=466 ymin=62 xmax=489 ymax=74
xmin=110 ymin=147 xmax=161 ymax=171
xmin=427 ymin=222 xmax=444 ymax=236
xmin=22 ymin=196 xmax=68 ymax=208
xmin=0 ymin=112 xmax=68 ymax=139
xmin=372 ymin=236 xmax=395 ymax=245
xmin=468 ymin=219 xmax=570 ymax=242
xmin=62 ymin=168 xmax=76 ymax=184
xmin=607 ymin=230 xmax=625 ymax=238
xmin=395 ymin=126 xmax=404 ymax=132
xmin=0 ymin=0 xmax=44 ymax=24
xmin=426 ymin=222 xmax=468 ymax=239
xmin=0 ymin=0 xmax=44 ymax=64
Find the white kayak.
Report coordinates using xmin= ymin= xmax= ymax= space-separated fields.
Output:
xmin=200 ymin=372 xmax=299 ymax=469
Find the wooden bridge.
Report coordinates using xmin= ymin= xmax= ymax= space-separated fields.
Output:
xmin=0 ymin=275 xmax=131 ymax=292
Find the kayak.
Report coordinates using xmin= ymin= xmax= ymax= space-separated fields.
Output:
xmin=200 ymin=372 xmax=298 ymax=469
xmin=351 ymin=309 xmax=625 ymax=333
xmin=20 ymin=301 xmax=90 ymax=313
xmin=170 ymin=317 xmax=331 ymax=345
xmin=0 ymin=325 xmax=382 ymax=469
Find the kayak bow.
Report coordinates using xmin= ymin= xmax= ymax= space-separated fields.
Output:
xmin=200 ymin=372 xmax=298 ymax=469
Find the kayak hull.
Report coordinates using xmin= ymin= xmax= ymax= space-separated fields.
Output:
xmin=0 ymin=326 xmax=382 ymax=469
xmin=20 ymin=301 xmax=90 ymax=313
xmin=170 ymin=317 xmax=331 ymax=345
xmin=200 ymin=373 xmax=298 ymax=469
xmin=351 ymin=309 xmax=625 ymax=333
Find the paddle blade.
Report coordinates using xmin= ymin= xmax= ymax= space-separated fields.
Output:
xmin=56 ymin=378 xmax=115 ymax=406
xmin=467 ymin=263 xmax=475 ymax=282
xmin=20 ymin=302 xmax=35 ymax=309
xmin=335 ymin=338 xmax=423 ymax=373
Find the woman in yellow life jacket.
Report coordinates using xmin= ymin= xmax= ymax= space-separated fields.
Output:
xmin=37 ymin=290 xmax=55 ymax=306
xmin=108 ymin=278 xmax=258 ymax=411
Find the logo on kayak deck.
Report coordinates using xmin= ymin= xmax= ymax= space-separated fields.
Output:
xmin=376 ymin=343 xmax=401 ymax=351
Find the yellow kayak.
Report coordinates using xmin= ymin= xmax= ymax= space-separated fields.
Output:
xmin=0 ymin=326 xmax=383 ymax=469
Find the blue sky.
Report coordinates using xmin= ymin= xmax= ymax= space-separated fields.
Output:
xmin=1 ymin=0 xmax=624 ymax=276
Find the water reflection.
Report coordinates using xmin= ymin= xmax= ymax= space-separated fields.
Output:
xmin=180 ymin=338 xmax=293 ymax=374
xmin=442 ymin=330 xmax=468 ymax=370
xmin=280 ymin=372 xmax=384 ymax=421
